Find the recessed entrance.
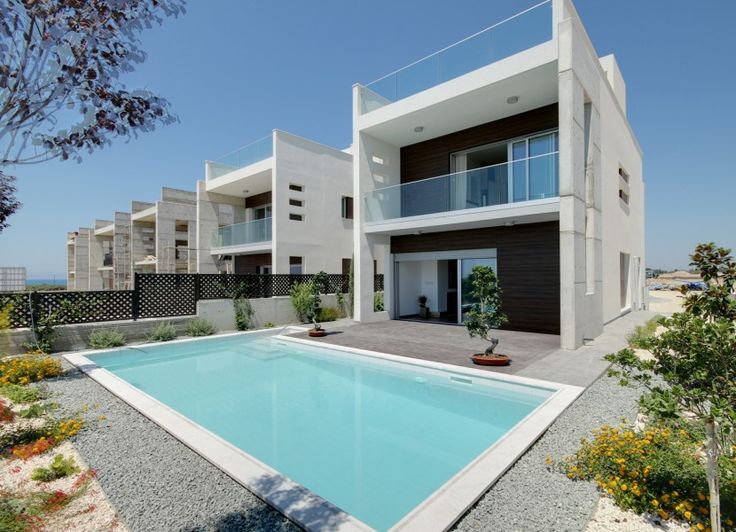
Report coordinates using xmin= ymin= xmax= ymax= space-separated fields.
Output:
xmin=393 ymin=249 xmax=497 ymax=325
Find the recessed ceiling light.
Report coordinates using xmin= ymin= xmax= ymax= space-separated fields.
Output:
xmin=505 ymin=221 xmax=515 ymax=227
xmin=242 ymin=189 xmax=249 ymax=194
xmin=506 ymin=96 xmax=519 ymax=104
xmin=414 ymin=126 xmax=424 ymax=133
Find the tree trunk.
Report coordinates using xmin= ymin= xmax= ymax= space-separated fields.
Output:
xmin=705 ymin=418 xmax=722 ymax=532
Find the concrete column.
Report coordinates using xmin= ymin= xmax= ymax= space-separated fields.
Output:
xmin=88 ymin=234 xmax=104 ymax=290
xmin=558 ymin=17 xmax=603 ymax=348
xmin=187 ymin=222 xmax=197 ymax=273
xmin=113 ymin=212 xmax=131 ymax=289
xmin=74 ymin=228 xmax=91 ymax=291
xmin=155 ymin=203 xmax=176 ymax=274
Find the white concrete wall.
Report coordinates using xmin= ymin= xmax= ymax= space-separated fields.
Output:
xmin=271 ymin=131 xmax=354 ymax=275
xmin=88 ymin=233 xmax=105 ymax=290
xmin=352 ymin=87 xmax=400 ymax=321
xmin=195 ymin=180 xmax=246 ymax=273
xmin=558 ymin=0 xmax=645 ymax=339
xmin=197 ymin=294 xmax=343 ymax=331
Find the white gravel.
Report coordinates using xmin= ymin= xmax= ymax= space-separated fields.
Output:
xmin=586 ymin=497 xmax=689 ymax=532
xmin=41 ymin=360 xmax=650 ymax=531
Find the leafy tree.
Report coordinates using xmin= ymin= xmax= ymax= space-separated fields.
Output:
xmin=606 ymin=243 xmax=736 ymax=532
xmin=0 ymin=0 xmax=184 ymax=224
xmin=464 ymin=265 xmax=507 ymax=356
xmin=0 ymin=171 xmax=20 ymax=232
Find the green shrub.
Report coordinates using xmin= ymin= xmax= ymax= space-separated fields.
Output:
xmin=31 ymin=454 xmax=80 ymax=482
xmin=0 ymin=383 xmax=44 ymax=404
xmin=88 ymin=328 xmax=126 ymax=349
xmin=186 ymin=318 xmax=216 ymax=337
xmin=234 ymin=299 xmax=255 ymax=331
xmin=18 ymin=402 xmax=58 ymax=419
xmin=626 ymin=315 xmax=663 ymax=348
xmin=262 ymin=322 xmax=276 ymax=329
xmin=374 ymin=291 xmax=384 ymax=312
xmin=0 ymin=498 xmax=25 ymax=532
xmin=147 ymin=322 xmax=177 ymax=342
xmin=562 ymin=422 xmax=735 ymax=529
xmin=318 ymin=307 xmax=340 ymax=322
xmin=290 ymin=280 xmax=318 ymax=323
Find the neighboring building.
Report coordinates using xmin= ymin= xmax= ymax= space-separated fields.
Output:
xmin=0 ymin=267 xmax=26 ymax=292
xmin=197 ymin=130 xmax=359 ymax=276
xmin=130 ymin=188 xmax=197 ymax=276
xmin=66 ymin=187 xmax=196 ymax=290
xmin=351 ymin=0 xmax=645 ymax=348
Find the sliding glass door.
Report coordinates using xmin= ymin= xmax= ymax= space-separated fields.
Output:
xmin=459 ymin=258 xmax=498 ymax=323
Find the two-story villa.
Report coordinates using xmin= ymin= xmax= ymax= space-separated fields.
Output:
xmin=352 ymin=0 xmax=645 ymax=349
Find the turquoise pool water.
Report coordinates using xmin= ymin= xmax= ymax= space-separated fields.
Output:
xmin=89 ymin=333 xmax=554 ymax=530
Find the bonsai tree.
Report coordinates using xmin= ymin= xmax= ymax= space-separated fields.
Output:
xmin=464 ymin=265 xmax=508 ymax=356
xmin=606 ymin=243 xmax=736 ymax=532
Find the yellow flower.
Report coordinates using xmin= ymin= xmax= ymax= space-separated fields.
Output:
xmin=684 ymin=511 xmax=692 ymax=520
xmin=651 ymin=499 xmax=659 ymax=508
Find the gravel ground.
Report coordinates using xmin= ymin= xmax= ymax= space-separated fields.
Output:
xmin=453 ymin=374 xmax=644 ymax=532
xmin=42 ymin=360 xmax=643 ymax=532
xmin=585 ymin=498 xmax=688 ymax=532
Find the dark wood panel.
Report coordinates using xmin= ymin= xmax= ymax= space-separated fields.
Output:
xmin=391 ymin=221 xmax=560 ymax=334
xmin=244 ymin=191 xmax=272 ymax=209
xmin=400 ymin=104 xmax=558 ymax=184
xmin=234 ymin=253 xmax=271 ymax=274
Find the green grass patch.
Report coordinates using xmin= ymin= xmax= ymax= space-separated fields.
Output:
xmin=626 ymin=315 xmax=664 ymax=349
xmin=0 ymin=384 xmax=44 ymax=404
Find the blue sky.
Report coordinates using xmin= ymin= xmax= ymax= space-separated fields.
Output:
xmin=1 ymin=0 xmax=734 ymax=278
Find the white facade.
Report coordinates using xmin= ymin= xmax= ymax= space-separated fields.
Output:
xmin=352 ymin=0 xmax=645 ymax=348
xmin=198 ymin=130 xmax=357 ymax=276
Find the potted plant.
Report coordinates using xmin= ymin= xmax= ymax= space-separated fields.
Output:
xmin=464 ymin=265 xmax=510 ymax=366
xmin=418 ymin=295 xmax=430 ymax=319
xmin=307 ymin=278 xmax=327 ymax=338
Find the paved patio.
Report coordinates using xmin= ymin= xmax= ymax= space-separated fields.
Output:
xmin=289 ymin=309 xmax=659 ymax=388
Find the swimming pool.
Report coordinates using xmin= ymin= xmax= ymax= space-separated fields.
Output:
xmin=66 ymin=329 xmax=582 ymax=531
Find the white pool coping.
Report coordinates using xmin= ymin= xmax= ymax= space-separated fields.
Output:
xmin=64 ymin=328 xmax=583 ymax=532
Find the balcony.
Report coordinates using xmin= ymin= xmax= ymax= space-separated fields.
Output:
xmin=360 ymin=0 xmax=553 ymax=114
xmin=212 ymin=217 xmax=272 ymax=250
xmin=364 ymin=152 xmax=558 ymax=225
xmin=206 ymin=135 xmax=273 ymax=180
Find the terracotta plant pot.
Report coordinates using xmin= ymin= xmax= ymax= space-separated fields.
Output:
xmin=471 ymin=354 xmax=511 ymax=366
xmin=308 ymin=328 xmax=326 ymax=338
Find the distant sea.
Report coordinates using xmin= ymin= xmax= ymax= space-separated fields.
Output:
xmin=27 ymin=278 xmax=67 ymax=288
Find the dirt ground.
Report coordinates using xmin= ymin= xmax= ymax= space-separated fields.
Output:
xmin=647 ymin=290 xmax=684 ymax=315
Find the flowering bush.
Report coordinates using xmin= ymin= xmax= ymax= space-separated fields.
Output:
xmin=5 ymin=417 xmax=83 ymax=460
xmin=12 ymin=436 xmax=56 ymax=460
xmin=561 ymin=423 xmax=735 ymax=530
xmin=0 ymin=353 xmax=62 ymax=385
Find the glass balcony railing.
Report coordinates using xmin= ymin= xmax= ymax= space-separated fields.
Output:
xmin=207 ymin=135 xmax=273 ymax=180
xmin=360 ymin=0 xmax=553 ymax=114
xmin=363 ymin=152 xmax=558 ymax=223
xmin=213 ymin=217 xmax=272 ymax=248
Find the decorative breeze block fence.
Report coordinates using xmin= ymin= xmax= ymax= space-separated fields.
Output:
xmin=0 ymin=273 xmax=385 ymax=329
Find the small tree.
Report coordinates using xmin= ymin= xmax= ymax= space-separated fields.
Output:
xmin=0 ymin=172 xmax=21 ymax=233
xmin=464 ymin=265 xmax=508 ymax=356
xmin=606 ymin=243 xmax=736 ymax=532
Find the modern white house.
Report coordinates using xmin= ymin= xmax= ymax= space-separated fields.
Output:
xmin=351 ymin=0 xmax=645 ymax=349
xmin=197 ymin=130 xmax=359 ymax=276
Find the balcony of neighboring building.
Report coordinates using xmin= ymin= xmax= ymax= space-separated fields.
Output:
xmin=355 ymin=0 xmax=558 ymax=149
xmin=210 ymin=217 xmax=272 ymax=256
xmin=205 ymin=134 xmax=273 ymax=194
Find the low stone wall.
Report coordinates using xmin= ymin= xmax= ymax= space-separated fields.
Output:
xmin=0 ymin=316 xmax=193 ymax=355
xmin=197 ymin=295 xmax=343 ymax=330
xmin=1 ymin=294 xmax=348 ymax=355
